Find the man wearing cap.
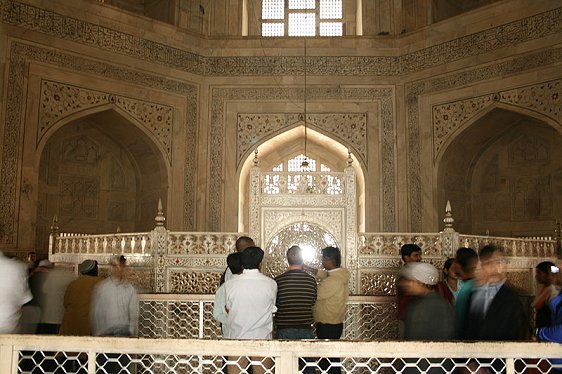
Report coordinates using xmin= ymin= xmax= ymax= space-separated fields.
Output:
xmin=401 ymin=262 xmax=455 ymax=340
xmin=59 ymin=259 xmax=102 ymax=336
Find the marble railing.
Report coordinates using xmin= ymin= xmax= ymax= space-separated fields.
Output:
xmin=137 ymin=294 xmax=397 ymax=340
xmin=459 ymin=234 xmax=557 ymax=258
xmin=1 ymin=334 xmax=560 ymax=374
xmin=49 ymin=228 xmax=558 ymax=294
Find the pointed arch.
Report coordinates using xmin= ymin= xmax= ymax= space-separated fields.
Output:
xmin=35 ymin=103 xmax=171 ymax=173
xmin=436 ymin=106 xmax=562 ymax=236
xmin=237 ymin=125 xmax=365 ymax=233
xmin=34 ymin=105 xmax=171 ymax=248
xmin=435 ymin=101 xmax=562 ymax=167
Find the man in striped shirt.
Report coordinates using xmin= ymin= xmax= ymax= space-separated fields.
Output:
xmin=275 ymin=245 xmax=317 ymax=373
xmin=274 ymin=245 xmax=317 ymax=339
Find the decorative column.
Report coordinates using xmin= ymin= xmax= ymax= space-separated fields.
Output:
xmin=344 ymin=151 xmax=358 ymax=294
xmin=440 ymin=200 xmax=459 ymax=258
xmin=249 ymin=149 xmax=262 ymax=246
xmin=48 ymin=215 xmax=59 ymax=257
xmin=152 ymin=198 xmax=168 ymax=293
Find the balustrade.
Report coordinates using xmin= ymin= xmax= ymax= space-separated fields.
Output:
xmin=1 ymin=335 xmax=560 ymax=374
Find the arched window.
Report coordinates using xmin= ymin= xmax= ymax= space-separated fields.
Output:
xmin=262 ymin=0 xmax=343 ymax=37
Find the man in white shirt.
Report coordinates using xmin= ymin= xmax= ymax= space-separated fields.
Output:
xmin=0 ymin=251 xmax=32 ymax=333
xmin=225 ymin=246 xmax=277 ymax=339
xmin=224 ymin=246 xmax=277 ymax=374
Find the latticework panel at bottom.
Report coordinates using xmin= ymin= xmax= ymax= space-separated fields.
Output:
xmin=18 ymin=351 xmax=88 ymax=374
xmin=96 ymin=353 xmax=275 ymax=374
xmin=295 ymin=357 xmax=562 ymax=374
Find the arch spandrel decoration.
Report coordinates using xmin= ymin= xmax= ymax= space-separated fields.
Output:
xmin=237 ymin=113 xmax=367 ymax=167
xmin=249 ymin=158 xmax=358 ymax=292
xmin=432 ymin=79 xmax=562 ymax=162
xmin=39 ymin=79 xmax=174 ymax=162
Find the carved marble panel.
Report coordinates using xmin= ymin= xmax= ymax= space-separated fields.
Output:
xmin=510 ymin=176 xmax=552 ymax=220
xmin=359 ymin=270 xmax=397 ymax=296
xmin=166 ymin=233 xmax=237 ymax=255
xmin=508 ymin=135 xmax=550 ymax=167
xmin=357 ymin=233 xmax=444 ymax=257
xmin=506 ymin=270 xmax=532 ymax=295
xmin=59 ymin=175 xmax=99 ymax=218
xmin=127 ymin=267 xmax=155 ymax=293
xmin=61 ymin=135 xmax=100 ymax=165
xmin=168 ymin=270 xmax=221 ymax=294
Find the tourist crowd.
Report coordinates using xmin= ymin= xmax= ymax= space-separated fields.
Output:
xmin=0 ymin=238 xmax=561 ymax=373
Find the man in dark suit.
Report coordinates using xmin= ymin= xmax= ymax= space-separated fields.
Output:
xmin=465 ymin=245 xmax=529 ymax=341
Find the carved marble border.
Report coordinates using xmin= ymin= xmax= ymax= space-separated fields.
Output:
xmin=1 ymin=1 xmax=559 ymax=76
xmin=405 ymin=47 xmax=562 ymax=231
xmin=0 ymin=41 xmax=198 ymax=245
xmin=211 ymin=87 xmax=395 ymax=231
xmin=433 ymin=79 xmax=562 ymax=160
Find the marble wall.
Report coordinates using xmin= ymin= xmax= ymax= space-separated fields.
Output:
xmin=0 ymin=0 xmax=560 ymax=256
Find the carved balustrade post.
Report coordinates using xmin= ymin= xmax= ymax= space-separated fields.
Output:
xmin=440 ymin=201 xmax=459 ymax=258
xmin=48 ymin=215 xmax=59 ymax=256
xmin=152 ymin=198 xmax=169 ymax=293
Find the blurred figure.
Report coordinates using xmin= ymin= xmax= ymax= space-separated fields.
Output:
xmin=465 ymin=245 xmax=528 ymax=341
xmin=454 ymin=247 xmax=478 ymax=339
xmin=537 ymin=289 xmax=562 ymax=342
xmin=213 ymin=252 xmax=243 ymax=337
xmin=26 ymin=251 xmax=37 ymax=274
xmin=396 ymin=244 xmax=423 ymax=337
xmin=31 ymin=260 xmax=76 ymax=334
xmin=435 ymin=258 xmax=460 ymax=305
xmin=402 ymin=262 xmax=455 ymax=340
xmin=92 ymin=255 xmax=138 ymax=337
xmin=23 ymin=259 xmax=51 ymax=334
xmin=220 ymin=236 xmax=255 ymax=285
xmin=0 ymin=251 xmax=32 ymax=333
xmin=536 ymin=289 xmax=562 ymax=372
xmin=532 ymin=261 xmax=561 ymax=329
xmin=60 ymin=259 xmax=102 ymax=336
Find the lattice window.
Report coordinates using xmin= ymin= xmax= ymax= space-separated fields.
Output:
xmin=264 ymin=222 xmax=338 ymax=276
xmin=263 ymin=154 xmax=342 ymax=195
xmin=262 ymin=0 xmax=343 ymax=37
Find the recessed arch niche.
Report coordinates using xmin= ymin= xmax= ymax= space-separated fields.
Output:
xmin=437 ymin=107 xmax=562 ymax=236
xmin=35 ymin=108 xmax=169 ymax=251
xmin=237 ymin=125 xmax=366 ymax=234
